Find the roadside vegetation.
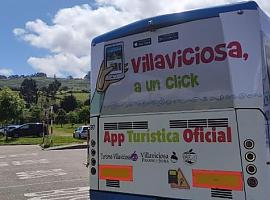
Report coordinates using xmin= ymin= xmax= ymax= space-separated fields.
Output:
xmin=0 ymin=124 xmax=86 ymax=146
xmin=0 ymin=73 xmax=90 ymax=148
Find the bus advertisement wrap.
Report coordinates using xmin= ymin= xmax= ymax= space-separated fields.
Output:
xmin=90 ymin=2 xmax=270 ymax=200
xmin=91 ymin=11 xmax=263 ymax=116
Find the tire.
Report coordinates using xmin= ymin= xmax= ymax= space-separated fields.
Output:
xmin=79 ymin=134 xmax=81 ymax=139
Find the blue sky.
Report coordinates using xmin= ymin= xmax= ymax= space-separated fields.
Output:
xmin=0 ymin=0 xmax=269 ymax=78
xmin=0 ymin=0 xmax=91 ymax=77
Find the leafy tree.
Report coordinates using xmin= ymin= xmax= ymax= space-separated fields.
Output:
xmin=66 ymin=111 xmax=78 ymax=126
xmin=60 ymin=95 xmax=78 ymax=112
xmin=0 ymin=87 xmax=25 ymax=123
xmin=67 ymin=75 xmax=73 ymax=80
xmin=84 ymin=98 xmax=90 ymax=106
xmin=56 ymin=109 xmax=66 ymax=128
xmin=20 ymin=78 xmax=38 ymax=105
xmin=60 ymin=86 xmax=69 ymax=91
xmin=48 ymin=78 xmax=61 ymax=99
xmin=79 ymin=106 xmax=90 ymax=125
xmin=29 ymin=105 xmax=43 ymax=122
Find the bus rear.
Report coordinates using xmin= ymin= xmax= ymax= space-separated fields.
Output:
xmin=89 ymin=2 xmax=270 ymax=200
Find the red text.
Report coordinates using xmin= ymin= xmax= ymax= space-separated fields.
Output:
xmin=183 ymin=127 xmax=232 ymax=143
xmin=131 ymin=41 xmax=249 ymax=73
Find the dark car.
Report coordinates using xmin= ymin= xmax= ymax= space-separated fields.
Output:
xmin=7 ymin=123 xmax=47 ymax=138
xmin=0 ymin=125 xmax=19 ymax=136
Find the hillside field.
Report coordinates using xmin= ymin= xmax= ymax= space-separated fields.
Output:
xmin=0 ymin=77 xmax=90 ymax=92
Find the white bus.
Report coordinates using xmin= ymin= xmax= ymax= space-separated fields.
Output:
xmin=89 ymin=1 xmax=270 ymax=200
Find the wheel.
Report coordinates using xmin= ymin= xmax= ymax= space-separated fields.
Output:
xmin=79 ymin=134 xmax=81 ymax=139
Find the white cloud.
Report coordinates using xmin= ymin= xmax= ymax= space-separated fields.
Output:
xmin=28 ymin=53 xmax=90 ymax=78
xmin=13 ymin=28 xmax=26 ymax=36
xmin=14 ymin=0 xmax=270 ymax=77
xmin=0 ymin=68 xmax=13 ymax=76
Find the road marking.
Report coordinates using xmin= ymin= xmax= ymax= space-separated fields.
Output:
xmin=12 ymin=159 xmax=49 ymax=166
xmin=0 ymin=162 xmax=9 ymax=167
xmin=0 ymin=178 xmax=88 ymax=190
xmin=0 ymin=153 xmax=38 ymax=159
xmin=16 ymin=169 xmax=66 ymax=180
xmin=9 ymin=153 xmax=38 ymax=158
xmin=24 ymin=186 xmax=89 ymax=200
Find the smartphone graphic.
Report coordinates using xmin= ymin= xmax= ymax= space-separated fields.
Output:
xmin=104 ymin=42 xmax=125 ymax=81
xmin=168 ymin=170 xmax=178 ymax=184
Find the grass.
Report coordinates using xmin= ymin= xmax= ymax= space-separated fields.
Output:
xmin=0 ymin=123 xmax=86 ymax=147
xmin=56 ymin=92 xmax=89 ymax=103
xmin=73 ymin=92 xmax=90 ymax=102
xmin=0 ymin=135 xmax=85 ymax=147
xmin=0 ymin=136 xmax=43 ymax=145
xmin=53 ymin=123 xmax=84 ymax=136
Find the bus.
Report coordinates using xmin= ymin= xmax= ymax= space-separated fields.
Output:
xmin=89 ymin=1 xmax=270 ymax=200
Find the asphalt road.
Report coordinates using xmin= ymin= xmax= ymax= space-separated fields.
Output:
xmin=0 ymin=145 xmax=89 ymax=200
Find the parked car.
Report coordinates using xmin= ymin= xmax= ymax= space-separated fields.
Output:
xmin=73 ymin=126 xmax=89 ymax=139
xmin=0 ymin=125 xmax=19 ymax=136
xmin=6 ymin=123 xmax=47 ymax=138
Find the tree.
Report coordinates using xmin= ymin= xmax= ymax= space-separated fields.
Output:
xmin=47 ymin=78 xmax=61 ymax=99
xmin=60 ymin=95 xmax=78 ymax=112
xmin=0 ymin=75 xmax=7 ymax=80
xmin=29 ymin=105 xmax=43 ymax=122
xmin=20 ymin=78 xmax=38 ymax=105
xmin=60 ymin=86 xmax=69 ymax=92
xmin=56 ymin=109 xmax=66 ymax=128
xmin=0 ymin=87 xmax=25 ymax=124
xmin=66 ymin=111 xmax=78 ymax=126
xmin=84 ymin=98 xmax=90 ymax=106
xmin=79 ymin=106 xmax=90 ymax=125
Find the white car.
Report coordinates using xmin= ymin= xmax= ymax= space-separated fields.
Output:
xmin=73 ymin=126 xmax=89 ymax=139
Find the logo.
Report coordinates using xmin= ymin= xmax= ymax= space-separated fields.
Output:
xmin=130 ymin=151 xmax=138 ymax=161
xmin=140 ymin=152 xmax=169 ymax=164
xmin=100 ymin=153 xmax=131 ymax=160
xmin=100 ymin=152 xmax=138 ymax=161
xmin=170 ymin=152 xmax=178 ymax=163
xmin=182 ymin=149 xmax=197 ymax=165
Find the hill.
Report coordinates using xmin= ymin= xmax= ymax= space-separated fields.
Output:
xmin=0 ymin=77 xmax=90 ymax=92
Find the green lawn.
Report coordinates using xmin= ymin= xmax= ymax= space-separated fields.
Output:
xmin=0 ymin=136 xmax=43 ymax=145
xmin=53 ymin=123 xmax=84 ymax=136
xmin=0 ymin=135 xmax=84 ymax=147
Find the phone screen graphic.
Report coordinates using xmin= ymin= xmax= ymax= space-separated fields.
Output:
xmin=168 ymin=170 xmax=178 ymax=184
xmin=104 ymin=42 xmax=124 ymax=80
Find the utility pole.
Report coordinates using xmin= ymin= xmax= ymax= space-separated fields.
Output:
xmin=50 ymin=105 xmax=54 ymax=145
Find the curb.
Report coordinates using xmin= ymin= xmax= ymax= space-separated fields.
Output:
xmin=42 ymin=143 xmax=88 ymax=151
